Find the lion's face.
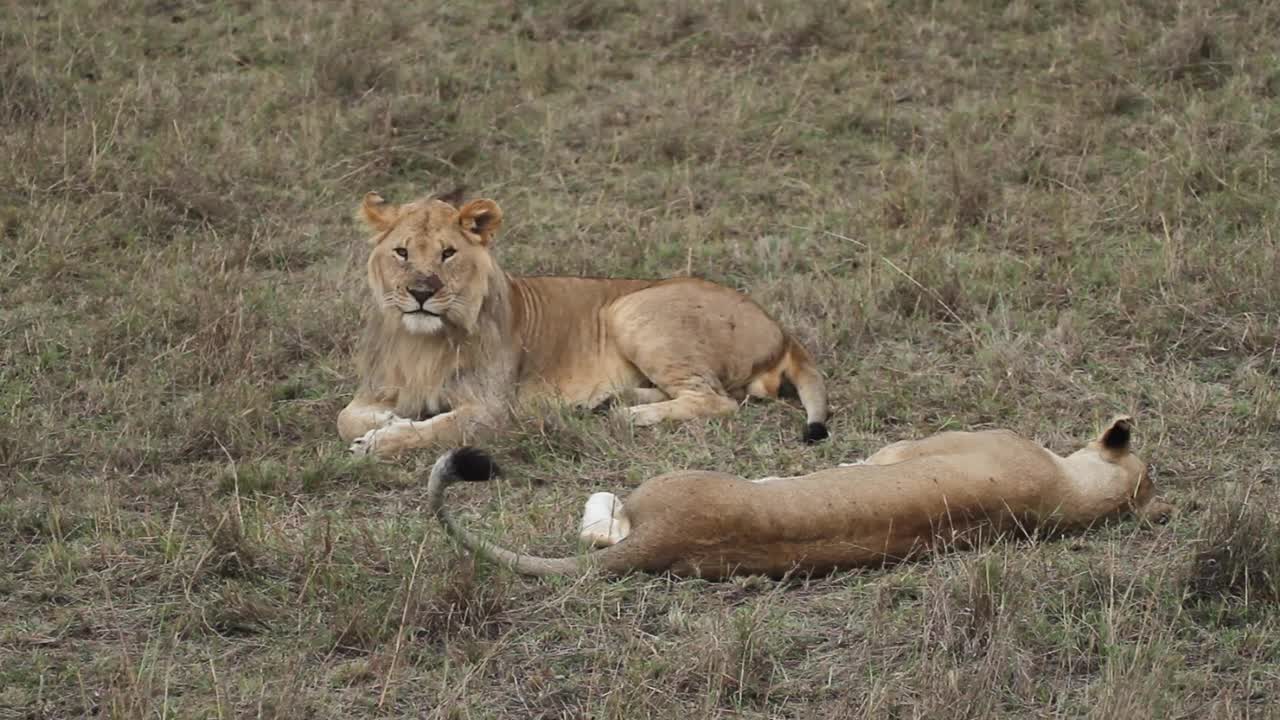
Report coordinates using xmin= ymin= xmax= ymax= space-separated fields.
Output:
xmin=358 ymin=193 xmax=504 ymax=335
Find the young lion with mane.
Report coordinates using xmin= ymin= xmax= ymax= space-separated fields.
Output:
xmin=338 ymin=188 xmax=829 ymax=457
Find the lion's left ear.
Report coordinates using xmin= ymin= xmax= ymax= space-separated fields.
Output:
xmin=457 ymin=199 xmax=503 ymax=246
xmin=1098 ymin=415 xmax=1134 ymax=454
xmin=359 ymin=192 xmax=400 ymax=236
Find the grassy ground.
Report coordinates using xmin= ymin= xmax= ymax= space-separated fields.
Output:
xmin=4 ymin=0 xmax=1280 ymax=717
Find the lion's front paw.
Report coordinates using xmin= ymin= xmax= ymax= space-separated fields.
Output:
xmin=348 ymin=419 xmax=419 ymax=457
xmin=349 ymin=427 xmax=382 ymax=457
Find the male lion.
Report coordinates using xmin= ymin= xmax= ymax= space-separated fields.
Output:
xmin=427 ymin=417 xmax=1173 ymax=580
xmin=338 ymin=190 xmax=829 ymax=457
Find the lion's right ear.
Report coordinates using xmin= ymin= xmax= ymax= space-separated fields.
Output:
xmin=358 ymin=192 xmax=400 ymax=235
xmin=1098 ymin=415 xmax=1134 ymax=455
xmin=457 ymin=199 xmax=503 ymax=246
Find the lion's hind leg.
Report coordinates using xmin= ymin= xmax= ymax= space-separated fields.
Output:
xmin=579 ymin=492 xmax=631 ymax=548
xmin=619 ymin=351 xmax=739 ymax=428
xmin=588 ymin=387 xmax=670 ymax=413
xmin=627 ymin=389 xmax=740 ymax=426
xmin=622 ymin=387 xmax=670 ymax=406
xmin=616 ymin=348 xmax=743 ymax=425
xmin=606 ymin=289 xmax=757 ymax=427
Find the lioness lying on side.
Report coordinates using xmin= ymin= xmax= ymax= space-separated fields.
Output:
xmin=427 ymin=417 xmax=1173 ymax=580
xmin=338 ymin=189 xmax=829 ymax=457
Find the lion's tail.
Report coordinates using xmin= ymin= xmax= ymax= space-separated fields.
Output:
xmin=783 ymin=338 xmax=829 ymax=444
xmin=428 ymin=448 xmax=604 ymax=578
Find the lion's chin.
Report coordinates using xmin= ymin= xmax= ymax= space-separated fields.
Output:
xmin=400 ymin=312 xmax=445 ymax=335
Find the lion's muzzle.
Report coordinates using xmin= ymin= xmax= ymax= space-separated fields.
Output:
xmin=407 ymin=273 xmax=444 ymax=307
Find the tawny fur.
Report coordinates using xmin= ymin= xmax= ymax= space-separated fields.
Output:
xmin=428 ymin=417 xmax=1174 ymax=580
xmin=339 ymin=190 xmax=829 ymax=457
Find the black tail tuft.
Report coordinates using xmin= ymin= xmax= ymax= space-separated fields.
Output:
xmin=803 ymin=422 xmax=829 ymax=444
xmin=451 ymin=447 xmax=501 ymax=481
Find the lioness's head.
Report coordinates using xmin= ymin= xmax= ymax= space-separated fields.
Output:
xmin=358 ymin=190 xmax=504 ymax=335
xmin=1072 ymin=415 xmax=1172 ymax=523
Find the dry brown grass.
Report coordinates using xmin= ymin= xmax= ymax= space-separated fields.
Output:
xmin=3 ymin=0 xmax=1280 ymax=717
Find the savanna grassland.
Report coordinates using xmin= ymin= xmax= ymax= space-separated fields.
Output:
xmin=3 ymin=0 xmax=1280 ymax=717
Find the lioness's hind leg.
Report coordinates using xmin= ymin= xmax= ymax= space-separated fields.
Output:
xmin=861 ymin=439 xmax=919 ymax=466
xmin=579 ymin=492 xmax=630 ymax=548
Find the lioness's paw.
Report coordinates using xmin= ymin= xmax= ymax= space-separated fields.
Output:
xmin=372 ymin=410 xmax=402 ymax=427
xmin=349 ymin=428 xmax=381 ymax=457
xmin=578 ymin=528 xmax=614 ymax=549
xmin=837 ymin=459 xmax=868 ymax=468
xmin=1140 ymin=499 xmax=1176 ymax=525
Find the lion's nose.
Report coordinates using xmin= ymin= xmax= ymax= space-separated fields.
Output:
xmin=408 ymin=286 xmax=435 ymax=305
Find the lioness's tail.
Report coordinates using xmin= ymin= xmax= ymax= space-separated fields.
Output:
xmin=427 ymin=448 xmax=593 ymax=577
xmin=783 ymin=339 xmax=829 ymax=444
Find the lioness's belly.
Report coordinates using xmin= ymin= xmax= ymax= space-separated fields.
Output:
xmin=631 ymin=463 xmax=1049 ymax=580
xmin=668 ymin=539 xmax=923 ymax=579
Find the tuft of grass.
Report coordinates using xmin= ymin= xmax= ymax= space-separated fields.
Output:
xmin=0 ymin=417 xmax=21 ymax=473
xmin=1149 ymin=11 xmax=1232 ymax=89
xmin=418 ymin=557 xmax=510 ymax=644
xmin=299 ymin=453 xmax=385 ymax=493
xmin=1186 ymin=496 xmax=1280 ymax=608
xmin=936 ymin=553 xmax=1016 ymax=659
xmin=203 ymin=510 xmax=259 ymax=580
xmin=219 ymin=459 xmax=284 ymax=496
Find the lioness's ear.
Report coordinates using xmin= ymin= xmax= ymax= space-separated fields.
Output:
xmin=1099 ymin=415 xmax=1134 ymax=453
xmin=457 ymin=199 xmax=503 ymax=245
xmin=359 ymin=192 xmax=400 ymax=235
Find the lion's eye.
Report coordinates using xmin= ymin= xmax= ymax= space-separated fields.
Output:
xmin=441 ymin=247 xmax=456 ymax=261
xmin=393 ymin=247 xmax=408 ymax=260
